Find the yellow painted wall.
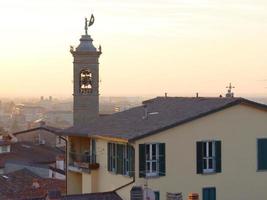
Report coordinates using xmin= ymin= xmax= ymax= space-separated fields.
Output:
xmin=91 ymin=170 xmax=99 ymax=192
xmin=67 ymin=171 xmax=82 ymax=194
xmin=82 ymin=173 xmax=92 ymax=193
xmin=93 ymin=139 xmax=133 ymax=192
xmin=133 ymin=104 xmax=267 ymax=200
xmin=67 ymin=137 xmax=133 ymax=195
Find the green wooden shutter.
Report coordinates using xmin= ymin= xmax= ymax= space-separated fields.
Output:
xmin=122 ymin=145 xmax=127 ymax=175
xmin=107 ymin=143 xmax=112 ymax=171
xmin=159 ymin=143 xmax=166 ymax=176
xmin=258 ymin=139 xmax=267 ymax=170
xmin=196 ymin=142 xmax=203 ymax=174
xmin=215 ymin=141 xmax=221 ymax=173
xmin=139 ymin=144 xmax=146 ymax=178
xmin=129 ymin=145 xmax=135 ymax=177
xmin=154 ymin=191 xmax=160 ymax=200
xmin=210 ymin=188 xmax=216 ymax=200
xmin=203 ymin=188 xmax=216 ymax=200
xmin=203 ymin=188 xmax=209 ymax=200
xmin=117 ymin=144 xmax=124 ymax=174
xmin=91 ymin=139 xmax=96 ymax=163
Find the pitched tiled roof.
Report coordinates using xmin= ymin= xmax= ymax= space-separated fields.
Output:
xmin=61 ymin=192 xmax=123 ymax=200
xmin=62 ymin=97 xmax=267 ymax=141
xmin=0 ymin=168 xmax=66 ymax=200
xmin=0 ymin=141 xmax=64 ymax=168
xmin=12 ymin=125 xmax=62 ymax=136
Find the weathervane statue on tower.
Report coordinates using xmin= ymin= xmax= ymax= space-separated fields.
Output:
xmin=85 ymin=14 xmax=95 ymax=35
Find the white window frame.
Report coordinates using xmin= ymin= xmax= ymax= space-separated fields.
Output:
xmin=203 ymin=141 xmax=216 ymax=173
xmin=145 ymin=143 xmax=159 ymax=177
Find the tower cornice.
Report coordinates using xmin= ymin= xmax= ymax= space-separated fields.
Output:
xmin=70 ymin=50 xmax=101 ymax=57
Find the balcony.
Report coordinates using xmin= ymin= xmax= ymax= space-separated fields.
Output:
xmin=68 ymin=152 xmax=99 ymax=173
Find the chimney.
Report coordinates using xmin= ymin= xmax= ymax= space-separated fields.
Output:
xmin=196 ymin=93 xmax=199 ymax=98
xmin=32 ymin=178 xmax=40 ymax=189
xmin=40 ymin=120 xmax=46 ymax=127
xmin=188 ymin=193 xmax=199 ymax=200
xmin=130 ymin=186 xmax=143 ymax=200
xmin=167 ymin=192 xmax=183 ymax=200
xmin=56 ymin=155 xmax=65 ymax=170
xmin=46 ymin=190 xmax=61 ymax=200
xmin=142 ymin=105 xmax=148 ymax=120
xmin=165 ymin=92 xmax=168 ymax=98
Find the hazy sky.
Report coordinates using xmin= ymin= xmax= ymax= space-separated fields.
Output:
xmin=1 ymin=0 xmax=267 ymax=98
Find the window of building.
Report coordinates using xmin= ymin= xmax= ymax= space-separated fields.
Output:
xmin=107 ymin=143 xmax=134 ymax=177
xmin=91 ymin=139 xmax=96 ymax=164
xmin=0 ymin=145 xmax=9 ymax=154
xmin=203 ymin=187 xmax=216 ymax=200
xmin=108 ymin=143 xmax=117 ymax=172
xmin=123 ymin=145 xmax=130 ymax=176
xmin=258 ymin=138 xmax=267 ymax=170
xmin=154 ymin=191 xmax=160 ymax=200
xmin=146 ymin=143 xmax=159 ymax=177
xmin=203 ymin=141 xmax=216 ymax=173
xmin=80 ymin=69 xmax=92 ymax=94
xmin=139 ymin=143 xmax=165 ymax=178
xmin=197 ymin=141 xmax=221 ymax=174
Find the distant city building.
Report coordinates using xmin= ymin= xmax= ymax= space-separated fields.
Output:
xmin=44 ymin=110 xmax=73 ymax=128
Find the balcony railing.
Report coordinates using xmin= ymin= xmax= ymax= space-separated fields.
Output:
xmin=68 ymin=151 xmax=99 ymax=173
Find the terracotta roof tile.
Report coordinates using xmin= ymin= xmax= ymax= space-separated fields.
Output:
xmin=0 ymin=141 xmax=64 ymax=168
xmin=0 ymin=168 xmax=65 ymax=200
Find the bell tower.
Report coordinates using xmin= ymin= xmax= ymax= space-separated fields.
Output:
xmin=70 ymin=15 xmax=102 ymax=127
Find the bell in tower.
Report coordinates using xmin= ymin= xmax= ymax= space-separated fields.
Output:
xmin=70 ymin=15 xmax=102 ymax=127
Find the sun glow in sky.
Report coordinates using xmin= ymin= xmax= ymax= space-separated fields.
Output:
xmin=1 ymin=0 xmax=267 ymax=98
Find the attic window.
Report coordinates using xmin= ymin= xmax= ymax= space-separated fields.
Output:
xmin=80 ymin=69 xmax=92 ymax=94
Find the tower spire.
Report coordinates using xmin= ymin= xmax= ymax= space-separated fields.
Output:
xmin=71 ymin=16 xmax=101 ymax=127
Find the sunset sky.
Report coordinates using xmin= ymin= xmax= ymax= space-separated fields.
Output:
xmin=1 ymin=0 xmax=267 ymax=98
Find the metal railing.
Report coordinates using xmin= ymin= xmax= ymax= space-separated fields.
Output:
xmin=69 ymin=151 xmax=97 ymax=170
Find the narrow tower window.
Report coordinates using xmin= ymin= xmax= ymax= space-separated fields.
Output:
xmin=80 ymin=69 xmax=92 ymax=94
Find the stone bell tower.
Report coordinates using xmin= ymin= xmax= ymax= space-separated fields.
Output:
xmin=70 ymin=15 xmax=102 ymax=127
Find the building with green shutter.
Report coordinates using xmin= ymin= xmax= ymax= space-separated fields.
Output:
xmin=63 ymin=97 xmax=267 ymax=200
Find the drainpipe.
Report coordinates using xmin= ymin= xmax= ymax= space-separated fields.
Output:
xmin=113 ymin=177 xmax=135 ymax=193
xmin=58 ymin=135 xmax=68 ymax=195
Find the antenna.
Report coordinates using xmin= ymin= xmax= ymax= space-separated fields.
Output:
xmin=225 ymin=83 xmax=235 ymax=98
